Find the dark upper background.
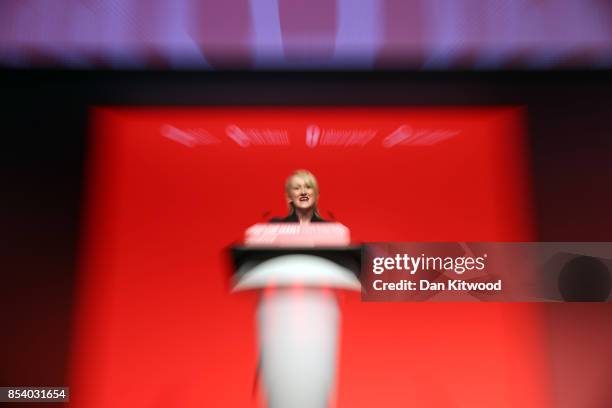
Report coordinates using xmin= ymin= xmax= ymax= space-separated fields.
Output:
xmin=1 ymin=0 xmax=612 ymax=404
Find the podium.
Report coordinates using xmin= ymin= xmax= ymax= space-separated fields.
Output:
xmin=230 ymin=224 xmax=361 ymax=408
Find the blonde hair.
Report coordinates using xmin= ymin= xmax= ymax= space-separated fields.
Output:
xmin=285 ymin=169 xmax=320 ymax=215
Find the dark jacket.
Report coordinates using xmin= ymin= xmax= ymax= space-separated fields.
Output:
xmin=269 ymin=212 xmax=328 ymax=223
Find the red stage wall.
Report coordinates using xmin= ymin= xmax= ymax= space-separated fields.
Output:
xmin=71 ymin=107 xmax=551 ymax=407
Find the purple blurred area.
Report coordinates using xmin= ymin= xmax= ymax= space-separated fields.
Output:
xmin=1 ymin=0 xmax=612 ymax=70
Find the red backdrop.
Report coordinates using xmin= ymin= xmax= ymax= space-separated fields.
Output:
xmin=71 ymin=107 xmax=551 ymax=407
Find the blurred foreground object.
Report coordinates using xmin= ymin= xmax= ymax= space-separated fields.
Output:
xmin=231 ymin=223 xmax=360 ymax=408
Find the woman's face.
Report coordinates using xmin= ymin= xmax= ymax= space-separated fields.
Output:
xmin=287 ymin=176 xmax=317 ymax=211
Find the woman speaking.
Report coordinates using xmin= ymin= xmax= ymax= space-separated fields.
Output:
xmin=270 ymin=169 xmax=328 ymax=224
